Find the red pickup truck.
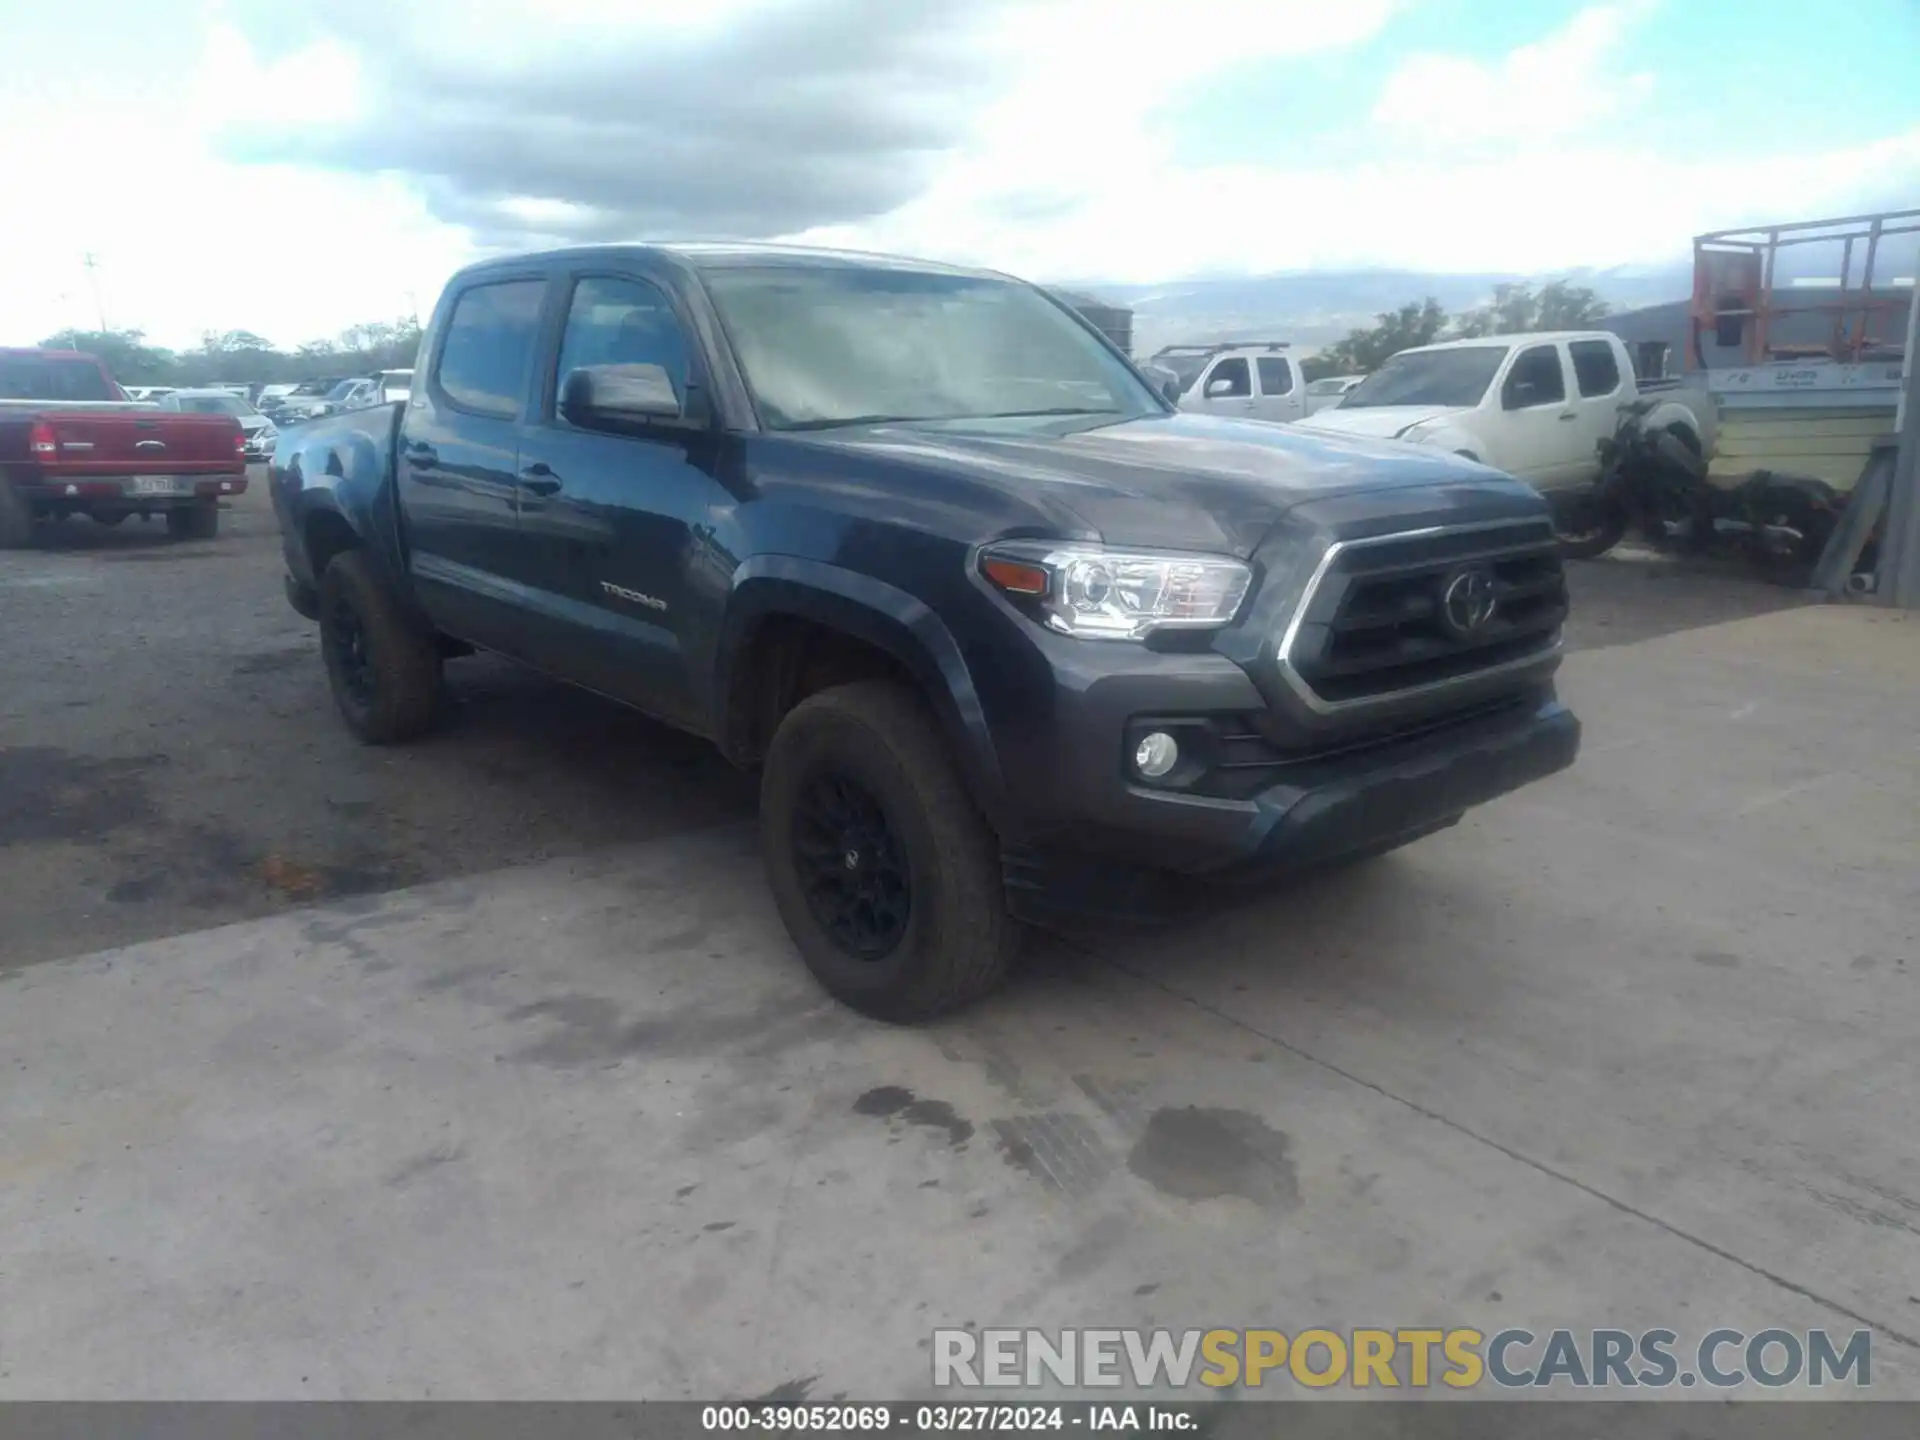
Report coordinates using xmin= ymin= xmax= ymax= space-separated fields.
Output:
xmin=1 ymin=348 xmax=248 ymax=547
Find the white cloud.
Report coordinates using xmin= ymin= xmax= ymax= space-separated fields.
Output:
xmin=1371 ymin=0 xmax=1657 ymax=148
xmin=795 ymin=0 xmax=1919 ymax=283
xmin=0 ymin=0 xmax=1914 ymax=355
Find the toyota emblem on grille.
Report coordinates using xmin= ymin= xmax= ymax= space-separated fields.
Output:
xmin=1440 ymin=565 xmax=1498 ymax=637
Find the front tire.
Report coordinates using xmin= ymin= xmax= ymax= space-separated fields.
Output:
xmin=166 ymin=501 xmax=219 ymax=541
xmin=760 ymin=680 xmax=1018 ymax=1021
xmin=317 ymin=549 xmax=444 ymax=744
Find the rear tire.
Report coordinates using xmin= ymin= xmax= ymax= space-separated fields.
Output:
xmin=166 ymin=501 xmax=218 ymax=541
xmin=0 ymin=480 xmax=33 ymax=549
xmin=760 ymin=680 xmax=1018 ymax=1021
xmin=317 ymin=549 xmax=444 ymax=744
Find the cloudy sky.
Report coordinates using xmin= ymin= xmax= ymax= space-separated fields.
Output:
xmin=3 ymin=0 xmax=1916 ymax=350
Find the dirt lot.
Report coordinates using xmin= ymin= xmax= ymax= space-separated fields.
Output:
xmin=0 ymin=479 xmax=1804 ymax=973
xmin=3 ymin=480 xmax=1916 ymax=1407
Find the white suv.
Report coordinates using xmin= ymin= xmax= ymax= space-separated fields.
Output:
xmin=1151 ymin=342 xmax=1304 ymax=424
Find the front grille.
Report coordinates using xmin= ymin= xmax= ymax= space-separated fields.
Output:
xmin=1285 ymin=522 xmax=1566 ymax=705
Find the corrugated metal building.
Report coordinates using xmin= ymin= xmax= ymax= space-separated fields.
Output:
xmin=1597 ymin=286 xmax=1911 ymax=382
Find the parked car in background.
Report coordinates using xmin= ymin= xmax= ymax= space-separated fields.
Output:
xmin=1298 ymin=332 xmax=1717 ymax=500
xmin=375 ymin=369 xmax=414 ymax=402
xmin=159 ymin=388 xmax=279 ymax=460
xmin=269 ymin=243 xmax=1579 ymax=1020
xmin=330 ymin=378 xmax=381 ymax=412
xmin=265 ymin=378 xmax=348 ymax=425
xmin=1150 ymin=342 xmax=1305 ymax=424
xmin=1304 ymin=375 xmax=1364 ymax=414
xmin=123 ymin=385 xmax=176 ymax=403
xmin=1 ymin=347 xmax=245 ymax=545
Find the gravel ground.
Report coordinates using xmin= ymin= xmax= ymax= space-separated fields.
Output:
xmin=0 ymin=478 xmax=1805 ymax=972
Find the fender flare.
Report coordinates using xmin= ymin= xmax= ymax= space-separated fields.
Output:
xmin=1640 ymin=401 xmax=1702 ymax=451
xmin=714 ymin=555 xmax=1006 ymax=819
xmin=1403 ymin=423 xmax=1487 ymax=464
xmin=280 ymin=435 xmax=423 ymax=630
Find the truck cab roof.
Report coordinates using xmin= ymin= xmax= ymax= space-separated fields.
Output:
xmin=452 ymin=241 xmax=1012 ymax=286
xmin=1397 ymin=331 xmax=1623 ymax=355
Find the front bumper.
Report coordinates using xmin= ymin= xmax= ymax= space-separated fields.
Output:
xmin=1000 ymin=691 xmax=1579 ymax=925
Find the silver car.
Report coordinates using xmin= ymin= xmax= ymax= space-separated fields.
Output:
xmin=158 ymin=388 xmax=278 ymax=459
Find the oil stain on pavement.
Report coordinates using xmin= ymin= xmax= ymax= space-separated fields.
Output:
xmin=1127 ymin=1106 xmax=1300 ymax=1211
xmin=853 ymin=1085 xmax=975 ymax=1147
xmin=0 ymin=748 xmax=163 ymax=846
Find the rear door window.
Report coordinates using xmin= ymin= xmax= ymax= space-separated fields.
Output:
xmin=433 ymin=279 xmax=547 ymax=419
xmin=1256 ymin=357 xmax=1293 ymax=395
xmin=1568 ymin=339 xmax=1622 ymax=397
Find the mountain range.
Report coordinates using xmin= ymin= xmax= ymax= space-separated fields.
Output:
xmin=1069 ymin=261 xmax=1699 ymax=356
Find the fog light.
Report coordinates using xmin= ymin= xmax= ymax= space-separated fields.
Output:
xmin=1134 ymin=731 xmax=1179 ymax=779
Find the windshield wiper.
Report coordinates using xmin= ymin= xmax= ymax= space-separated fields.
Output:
xmin=781 ymin=413 xmax=937 ymax=431
xmin=976 ymin=407 xmax=1123 ymax=419
xmin=782 ymin=406 xmax=1124 ymax=431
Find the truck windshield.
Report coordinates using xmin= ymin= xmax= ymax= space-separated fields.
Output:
xmin=1341 ymin=347 xmax=1508 ymax=409
xmin=0 ymin=356 xmax=117 ymax=402
xmin=325 ymin=380 xmax=362 ymax=402
xmin=704 ymin=268 xmax=1160 ymax=431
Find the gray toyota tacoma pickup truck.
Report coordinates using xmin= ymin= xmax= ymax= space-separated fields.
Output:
xmin=271 ymin=244 xmax=1581 ymax=1020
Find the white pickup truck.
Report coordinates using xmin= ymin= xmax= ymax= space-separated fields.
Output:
xmin=1151 ymin=342 xmax=1307 ymax=424
xmin=1298 ymin=331 xmax=1716 ymax=498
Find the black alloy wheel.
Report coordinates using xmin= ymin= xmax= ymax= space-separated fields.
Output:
xmin=326 ymin=593 xmax=376 ymax=709
xmin=792 ymin=770 xmax=911 ymax=959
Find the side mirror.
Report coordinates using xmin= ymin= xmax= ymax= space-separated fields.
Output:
xmin=1141 ymin=363 xmax=1181 ymax=404
xmin=562 ymin=363 xmax=686 ymax=430
xmin=1204 ymin=377 xmax=1235 ymax=399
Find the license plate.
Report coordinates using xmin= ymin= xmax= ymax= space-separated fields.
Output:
xmin=131 ymin=476 xmax=182 ymax=495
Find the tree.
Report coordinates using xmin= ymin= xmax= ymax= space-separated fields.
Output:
xmin=37 ymin=327 xmax=172 ymax=384
xmin=1453 ymin=280 xmax=1608 ymax=339
xmin=1302 ymin=297 xmax=1448 ymax=381
xmin=35 ymin=316 xmax=425 ymax=389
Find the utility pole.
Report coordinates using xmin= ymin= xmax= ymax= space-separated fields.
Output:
xmin=81 ymin=252 xmax=108 ymax=332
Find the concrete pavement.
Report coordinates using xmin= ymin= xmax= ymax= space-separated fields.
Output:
xmin=2 ymin=603 xmax=1916 ymax=1401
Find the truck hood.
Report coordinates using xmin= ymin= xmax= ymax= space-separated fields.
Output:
xmin=1295 ymin=405 xmax=1461 ymax=441
xmin=794 ymin=411 xmax=1533 ymax=558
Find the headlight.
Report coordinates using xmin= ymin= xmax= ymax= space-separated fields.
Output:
xmin=977 ymin=542 xmax=1252 ymax=640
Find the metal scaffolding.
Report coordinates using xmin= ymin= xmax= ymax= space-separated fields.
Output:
xmin=1690 ymin=208 xmax=1920 ymax=367
xmin=1880 ymin=286 xmax=1920 ymax=610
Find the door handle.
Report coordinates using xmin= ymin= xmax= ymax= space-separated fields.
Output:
xmin=1557 ymin=413 xmax=1578 ymax=421
xmin=517 ymin=463 xmax=561 ymax=496
xmin=404 ymin=443 xmax=438 ymax=467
